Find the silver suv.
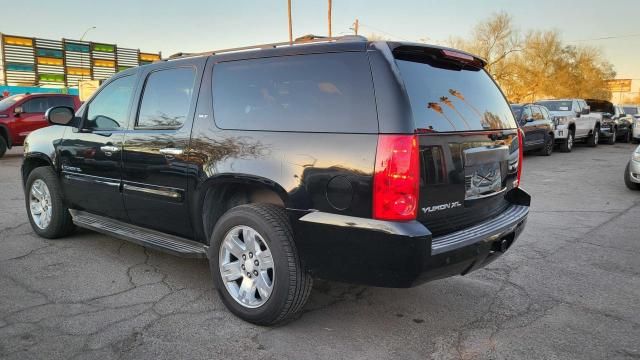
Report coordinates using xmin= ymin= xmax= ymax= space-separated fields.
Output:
xmin=535 ymin=99 xmax=600 ymax=152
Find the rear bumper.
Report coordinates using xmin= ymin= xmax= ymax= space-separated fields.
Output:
xmin=290 ymin=188 xmax=530 ymax=288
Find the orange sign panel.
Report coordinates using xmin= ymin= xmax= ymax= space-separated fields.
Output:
xmin=605 ymin=79 xmax=632 ymax=92
xmin=3 ymin=35 xmax=33 ymax=47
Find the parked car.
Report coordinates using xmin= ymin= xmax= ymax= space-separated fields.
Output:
xmin=0 ymin=93 xmax=81 ymax=158
xmin=510 ymin=103 xmax=555 ymax=155
xmin=535 ymin=99 xmax=600 ymax=152
xmin=585 ymin=99 xmax=633 ymax=144
xmin=623 ymin=105 xmax=640 ymax=143
xmin=21 ymin=37 xmax=530 ymax=325
xmin=624 ymin=145 xmax=640 ymax=190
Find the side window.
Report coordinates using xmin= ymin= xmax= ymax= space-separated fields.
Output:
xmin=212 ymin=52 xmax=378 ymax=132
xmin=48 ymin=96 xmax=74 ymax=108
xmin=136 ymin=67 xmax=196 ymax=129
xmin=573 ymin=101 xmax=581 ymax=112
xmin=86 ymin=75 xmax=135 ymax=130
xmin=521 ymin=106 xmax=532 ymax=120
xmin=531 ymin=106 xmax=543 ymax=120
xmin=22 ymin=98 xmax=49 ymax=113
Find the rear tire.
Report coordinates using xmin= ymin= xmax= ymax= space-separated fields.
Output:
xmin=0 ymin=136 xmax=7 ymax=159
xmin=624 ymin=162 xmax=640 ymax=191
xmin=25 ymin=167 xmax=75 ymax=238
xmin=559 ymin=131 xmax=574 ymax=153
xmin=209 ymin=203 xmax=312 ymax=325
xmin=587 ymin=126 xmax=599 ymax=147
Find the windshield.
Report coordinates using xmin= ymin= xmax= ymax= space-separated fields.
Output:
xmin=0 ymin=94 xmax=26 ymax=112
xmin=510 ymin=105 xmax=523 ymax=119
xmin=536 ymin=101 xmax=572 ymax=112
xmin=623 ymin=107 xmax=638 ymax=115
xmin=585 ymin=100 xmax=614 ymax=113
xmin=395 ymin=51 xmax=516 ymax=132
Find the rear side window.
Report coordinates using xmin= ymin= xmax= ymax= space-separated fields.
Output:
xmin=212 ymin=52 xmax=378 ymax=133
xmin=137 ymin=67 xmax=196 ymax=129
xmin=394 ymin=53 xmax=516 ymax=132
xmin=48 ymin=96 xmax=74 ymax=108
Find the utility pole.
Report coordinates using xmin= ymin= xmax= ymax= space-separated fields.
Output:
xmin=288 ymin=0 xmax=293 ymax=44
xmin=354 ymin=18 xmax=359 ymax=35
xmin=328 ymin=0 xmax=332 ymax=37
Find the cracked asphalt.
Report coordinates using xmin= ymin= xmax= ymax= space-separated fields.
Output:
xmin=1 ymin=142 xmax=639 ymax=360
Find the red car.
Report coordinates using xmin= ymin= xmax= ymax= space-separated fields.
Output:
xmin=0 ymin=93 xmax=81 ymax=158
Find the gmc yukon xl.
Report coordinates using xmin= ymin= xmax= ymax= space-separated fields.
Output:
xmin=22 ymin=36 xmax=530 ymax=325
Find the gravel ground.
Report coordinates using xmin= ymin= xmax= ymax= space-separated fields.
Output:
xmin=1 ymin=142 xmax=639 ymax=360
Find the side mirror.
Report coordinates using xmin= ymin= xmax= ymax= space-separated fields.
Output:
xmin=526 ymin=117 xmax=535 ymax=123
xmin=45 ymin=106 xmax=75 ymax=126
xmin=581 ymin=106 xmax=590 ymax=115
xmin=602 ymin=112 xmax=613 ymax=118
xmin=13 ymin=106 xmax=23 ymax=116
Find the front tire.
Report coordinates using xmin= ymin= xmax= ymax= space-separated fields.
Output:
xmin=587 ymin=127 xmax=599 ymax=147
xmin=0 ymin=136 xmax=7 ymax=158
xmin=559 ymin=131 xmax=574 ymax=153
xmin=25 ymin=167 xmax=75 ymax=238
xmin=539 ymin=134 xmax=554 ymax=156
xmin=607 ymin=128 xmax=616 ymax=144
xmin=622 ymin=129 xmax=631 ymax=143
xmin=624 ymin=162 xmax=640 ymax=191
xmin=209 ymin=203 xmax=312 ymax=325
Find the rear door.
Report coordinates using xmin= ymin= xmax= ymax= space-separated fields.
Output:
xmin=392 ymin=47 xmax=520 ymax=235
xmin=121 ymin=59 xmax=205 ymax=238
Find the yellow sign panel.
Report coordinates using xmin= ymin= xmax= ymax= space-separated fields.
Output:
xmin=93 ymin=59 xmax=115 ymax=67
xmin=37 ymin=57 xmax=64 ymax=66
xmin=67 ymin=67 xmax=91 ymax=76
xmin=140 ymin=53 xmax=160 ymax=62
xmin=605 ymin=79 xmax=632 ymax=92
xmin=79 ymin=80 xmax=101 ymax=101
xmin=4 ymin=35 xmax=33 ymax=47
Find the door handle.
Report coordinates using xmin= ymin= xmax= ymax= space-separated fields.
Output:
xmin=100 ymin=145 xmax=119 ymax=154
xmin=159 ymin=148 xmax=183 ymax=156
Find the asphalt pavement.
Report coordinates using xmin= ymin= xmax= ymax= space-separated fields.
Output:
xmin=1 ymin=142 xmax=639 ymax=360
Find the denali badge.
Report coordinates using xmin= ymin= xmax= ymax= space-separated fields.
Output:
xmin=422 ymin=201 xmax=462 ymax=213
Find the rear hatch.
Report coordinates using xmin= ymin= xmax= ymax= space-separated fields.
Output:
xmin=393 ymin=46 xmax=520 ymax=236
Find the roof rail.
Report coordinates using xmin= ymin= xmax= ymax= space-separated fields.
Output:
xmin=165 ymin=34 xmax=367 ymax=61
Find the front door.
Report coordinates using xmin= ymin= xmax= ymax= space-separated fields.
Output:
xmin=58 ymin=74 xmax=138 ymax=220
xmin=14 ymin=96 xmax=49 ymax=143
xmin=122 ymin=61 xmax=205 ymax=238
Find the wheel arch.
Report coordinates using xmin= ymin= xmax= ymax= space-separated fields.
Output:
xmin=194 ymin=175 xmax=290 ymax=244
xmin=0 ymin=124 xmax=11 ymax=148
xmin=22 ymin=153 xmax=54 ymax=186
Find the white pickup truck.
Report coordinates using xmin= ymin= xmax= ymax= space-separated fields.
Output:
xmin=535 ymin=99 xmax=600 ymax=152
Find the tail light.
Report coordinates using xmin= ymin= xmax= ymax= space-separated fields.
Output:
xmin=373 ymin=135 xmax=420 ymax=221
xmin=516 ymin=129 xmax=524 ymax=187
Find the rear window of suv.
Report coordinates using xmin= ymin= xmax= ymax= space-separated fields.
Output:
xmin=212 ymin=52 xmax=378 ymax=133
xmin=394 ymin=48 xmax=516 ymax=132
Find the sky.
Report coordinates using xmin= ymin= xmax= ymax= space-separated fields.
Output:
xmin=3 ymin=0 xmax=640 ymax=92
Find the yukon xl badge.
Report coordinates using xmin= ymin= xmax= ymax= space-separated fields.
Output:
xmin=422 ymin=201 xmax=462 ymax=214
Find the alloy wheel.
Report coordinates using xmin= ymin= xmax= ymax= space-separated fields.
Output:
xmin=219 ymin=225 xmax=275 ymax=308
xmin=568 ymin=133 xmax=574 ymax=150
xmin=29 ymin=179 xmax=53 ymax=229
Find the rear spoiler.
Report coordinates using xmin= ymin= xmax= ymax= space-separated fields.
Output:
xmin=386 ymin=41 xmax=487 ymax=68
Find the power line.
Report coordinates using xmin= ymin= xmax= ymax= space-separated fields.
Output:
xmin=566 ymin=34 xmax=640 ymax=42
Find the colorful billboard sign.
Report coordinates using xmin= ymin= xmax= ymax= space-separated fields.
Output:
xmin=1 ymin=33 xmax=161 ymax=88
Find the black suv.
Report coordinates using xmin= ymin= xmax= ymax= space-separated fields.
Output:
xmin=22 ymin=37 xmax=530 ymax=325
xmin=510 ymin=104 xmax=555 ymax=155
xmin=585 ymin=99 xmax=634 ymax=144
